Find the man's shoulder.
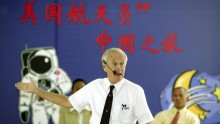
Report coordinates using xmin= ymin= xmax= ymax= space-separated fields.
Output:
xmin=87 ymin=78 xmax=104 ymax=85
xmin=154 ymin=109 xmax=170 ymax=119
xmin=121 ymin=79 xmax=145 ymax=96
xmin=91 ymin=78 xmax=103 ymax=82
xmin=185 ymin=109 xmax=200 ymax=122
xmin=186 ymin=109 xmax=199 ymax=117
xmin=124 ymin=78 xmax=142 ymax=89
xmin=158 ymin=109 xmax=170 ymax=115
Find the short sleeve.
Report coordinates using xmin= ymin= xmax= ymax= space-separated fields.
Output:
xmin=68 ymin=83 xmax=91 ymax=112
xmin=134 ymin=87 xmax=154 ymax=124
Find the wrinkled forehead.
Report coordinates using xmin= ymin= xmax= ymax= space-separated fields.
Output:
xmin=107 ymin=51 xmax=126 ymax=61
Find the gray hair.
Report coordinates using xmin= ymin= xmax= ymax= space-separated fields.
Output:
xmin=101 ymin=48 xmax=128 ymax=64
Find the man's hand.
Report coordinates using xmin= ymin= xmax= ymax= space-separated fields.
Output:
xmin=15 ymin=77 xmax=37 ymax=93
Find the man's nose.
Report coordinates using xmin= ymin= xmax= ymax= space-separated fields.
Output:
xmin=176 ymin=96 xmax=181 ymax=100
xmin=115 ymin=65 xmax=123 ymax=71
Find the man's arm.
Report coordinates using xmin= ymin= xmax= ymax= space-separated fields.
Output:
xmin=15 ymin=77 xmax=72 ymax=108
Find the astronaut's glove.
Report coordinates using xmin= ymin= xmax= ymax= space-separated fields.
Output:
xmin=50 ymin=87 xmax=62 ymax=94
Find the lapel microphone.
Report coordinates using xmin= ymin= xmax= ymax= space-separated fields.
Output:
xmin=103 ymin=61 xmax=117 ymax=75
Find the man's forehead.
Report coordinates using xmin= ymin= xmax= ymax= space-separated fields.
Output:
xmin=109 ymin=51 xmax=124 ymax=58
xmin=108 ymin=57 xmax=125 ymax=63
xmin=173 ymin=88 xmax=186 ymax=94
xmin=74 ymin=81 xmax=85 ymax=86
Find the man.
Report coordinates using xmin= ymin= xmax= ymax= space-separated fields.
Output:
xmin=59 ymin=78 xmax=91 ymax=124
xmin=15 ymin=47 xmax=154 ymax=124
xmin=152 ymin=87 xmax=200 ymax=124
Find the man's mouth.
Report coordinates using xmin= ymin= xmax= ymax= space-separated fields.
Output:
xmin=115 ymin=73 xmax=122 ymax=76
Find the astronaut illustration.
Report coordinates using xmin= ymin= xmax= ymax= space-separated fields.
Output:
xmin=18 ymin=47 xmax=72 ymax=124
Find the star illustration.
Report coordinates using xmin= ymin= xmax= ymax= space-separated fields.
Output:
xmin=199 ymin=77 xmax=207 ymax=85
xmin=212 ymin=86 xmax=220 ymax=102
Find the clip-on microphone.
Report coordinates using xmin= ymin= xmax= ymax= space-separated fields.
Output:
xmin=103 ymin=61 xmax=117 ymax=75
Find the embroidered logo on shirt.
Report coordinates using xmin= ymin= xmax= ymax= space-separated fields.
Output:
xmin=121 ymin=104 xmax=129 ymax=110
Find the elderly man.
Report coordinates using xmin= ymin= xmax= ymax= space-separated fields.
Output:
xmin=16 ymin=47 xmax=154 ymax=124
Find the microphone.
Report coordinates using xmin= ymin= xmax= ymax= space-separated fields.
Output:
xmin=103 ymin=61 xmax=117 ymax=75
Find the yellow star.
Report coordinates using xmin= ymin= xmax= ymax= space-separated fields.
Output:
xmin=199 ymin=113 xmax=206 ymax=121
xmin=212 ymin=86 xmax=220 ymax=102
xmin=199 ymin=78 xmax=206 ymax=85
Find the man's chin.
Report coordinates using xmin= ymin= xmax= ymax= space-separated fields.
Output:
xmin=115 ymin=75 xmax=123 ymax=79
xmin=175 ymin=105 xmax=185 ymax=109
xmin=114 ymin=76 xmax=123 ymax=82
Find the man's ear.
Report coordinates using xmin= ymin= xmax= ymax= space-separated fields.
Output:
xmin=186 ymin=95 xmax=189 ymax=101
xmin=102 ymin=62 xmax=107 ymax=72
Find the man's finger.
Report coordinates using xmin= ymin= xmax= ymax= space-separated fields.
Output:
xmin=15 ymin=82 xmax=23 ymax=89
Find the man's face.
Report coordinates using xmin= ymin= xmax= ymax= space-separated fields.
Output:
xmin=72 ymin=81 xmax=86 ymax=94
xmin=172 ymin=88 xmax=188 ymax=109
xmin=103 ymin=51 xmax=126 ymax=84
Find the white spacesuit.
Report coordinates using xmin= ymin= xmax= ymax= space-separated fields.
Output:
xmin=18 ymin=47 xmax=72 ymax=124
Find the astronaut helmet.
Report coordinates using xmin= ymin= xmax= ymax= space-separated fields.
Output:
xmin=21 ymin=47 xmax=58 ymax=78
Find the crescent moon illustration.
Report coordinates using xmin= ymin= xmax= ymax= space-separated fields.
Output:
xmin=174 ymin=69 xmax=209 ymax=117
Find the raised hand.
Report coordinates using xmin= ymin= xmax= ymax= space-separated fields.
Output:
xmin=15 ymin=77 xmax=37 ymax=93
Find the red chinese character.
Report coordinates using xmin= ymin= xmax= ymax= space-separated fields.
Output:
xmin=120 ymin=4 xmax=131 ymax=26
xmin=119 ymin=34 xmax=135 ymax=55
xmin=162 ymin=32 xmax=183 ymax=53
xmin=137 ymin=3 xmax=150 ymax=13
xmin=19 ymin=0 xmax=37 ymax=24
xmin=137 ymin=3 xmax=143 ymax=13
xmin=67 ymin=2 xmax=89 ymax=24
xmin=140 ymin=34 xmax=160 ymax=54
xmin=96 ymin=31 xmax=112 ymax=54
xmin=46 ymin=4 xmax=62 ymax=24
xmin=94 ymin=4 xmax=113 ymax=25
xmin=144 ymin=3 xmax=150 ymax=12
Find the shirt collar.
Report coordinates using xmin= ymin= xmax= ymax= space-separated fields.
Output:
xmin=103 ymin=78 xmax=124 ymax=92
xmin=172 ymin=106 xmax=187 ymax=114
